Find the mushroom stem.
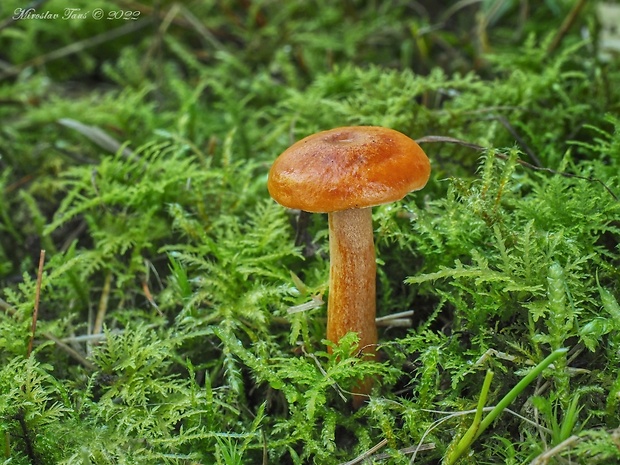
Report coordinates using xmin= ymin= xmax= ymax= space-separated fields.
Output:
xmin=327 ymin=207 xmax=378 ymax=404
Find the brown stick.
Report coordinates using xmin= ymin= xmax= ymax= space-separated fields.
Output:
xmin=416 ymin=135 xmax=619 ymax=201
xmin=547 ymin=0 xmax=588 ymax=55
xmin=27 ymin=250 xmax=46 ymax=356
xmin=93 ymin=272 xmax=112 ymax=336
xmin=0 ymin=19 xmax=152 ymax=81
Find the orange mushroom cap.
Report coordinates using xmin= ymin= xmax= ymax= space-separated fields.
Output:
xmin=267 ymin=126 xmax=431 ymax=213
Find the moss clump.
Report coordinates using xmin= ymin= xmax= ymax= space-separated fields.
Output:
xmin=1 ymin=1 xmax=619 ymax=463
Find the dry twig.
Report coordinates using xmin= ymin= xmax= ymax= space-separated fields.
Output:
xmin=0 ymin=19 xmax=152 ymax=80
xmin=27 ymin=250 xmax=46 ymax=356
xmin=416 ymin=135 xmax=619 ymax=202
xmin=92 ymin=272 xmax=112 ymax=336
xmin=529 ymin=435 xmax=580 ymax=465
xmin=547 ymin=0 xmax=588 ymax=54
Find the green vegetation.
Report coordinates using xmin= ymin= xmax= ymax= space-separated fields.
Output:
xmin=1 ymin=0 xmax=619 ymax=463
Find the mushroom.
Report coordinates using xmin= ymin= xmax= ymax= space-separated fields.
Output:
xmin=268 ymin=126 xmax=430 ymax=405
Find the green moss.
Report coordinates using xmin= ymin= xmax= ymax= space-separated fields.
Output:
xmin=1 ymin=1 xmax=619 ymax=463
